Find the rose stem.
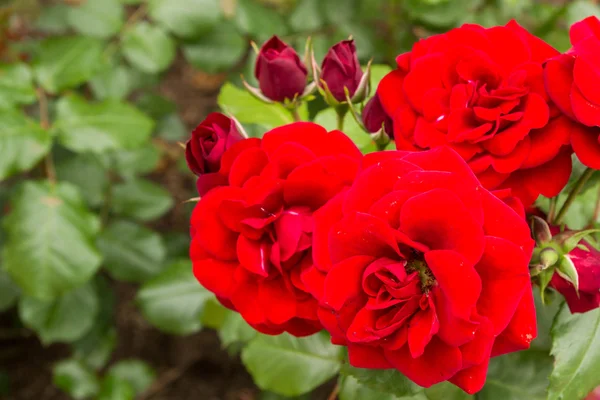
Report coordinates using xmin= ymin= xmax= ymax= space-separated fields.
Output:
xmin=554 ymin=167 xmax=595 ymax=225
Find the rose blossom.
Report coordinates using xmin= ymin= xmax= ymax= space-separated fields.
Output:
xmin=363 ymin=94 xmax=394 ymax=137
xmin=301 ymin=147 xmax=536 ymax=393
xmin=377 ymin=21 xmax=574 ymax=206
xmin=185 ymin=113 xmax=244 ymax=196
xmin=544 ymin=16 xmax=600 ymax=169
xmin=190 ymin=122 xmax=361 ymax=336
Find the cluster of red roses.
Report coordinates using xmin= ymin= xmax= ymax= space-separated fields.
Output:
xmin=185 ymin=18 xmax=600 ymax=394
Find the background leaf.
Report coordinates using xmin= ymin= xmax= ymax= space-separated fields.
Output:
xmin=3 ymin=181 xmax=102 ymax=299
xmin=111 ymin=178 xmax=174 ymax=221
xmin=97 ymin=375 xmax=135 ymax=400
xmin=53 ymin=359 xmax=100 ymax=399
xmin=183 ymin=22 xmax=247 ymax=73
xmin=148 ymin=0 xmax=221 ymax=38
xmin=548 ymin=306 xmax=600 ymax=400
xmin=0 ymin=109 xmax=51 ymax=180
xmin=340 ymin=365 xmax=423 ymax=398
xmin=19 ymin=282 xmax=99 ymax=344
xmin=105 ymin=360 xmax=155 ymax=394
xmin=98 ymin=220 xmax=166 ymax=282
xmin=0 ymin=63 xmax=36 ymax=109
xmin=136 ymin=259 xmax=212 ymax=335
xmin=121 ymin=22 xmax=176 ymax=74
xmin=0 ymin=269 xmax=20 ymax=312
xmin=66 ymin=0 xmax=124 ymax=39
xmin=55 ymin=95 xmax=154 ymax=154
xmin=241 ymin=333 xmax=343 ymax=396
xmin=34 ymin=36 xmax=104 ymax=94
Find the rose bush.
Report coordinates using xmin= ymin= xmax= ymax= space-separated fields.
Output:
xmin=301 ymin=147 xmax=536 ymax=393
xmin=190 ymin=122 xmax=362 ymax=336
xmin=377 ymin=21 xmax=574 ymax=206
xmin=544 ymin=16 xmax=600 ymax=170
xmin=321 ymin=39 xmax=363 ymax=102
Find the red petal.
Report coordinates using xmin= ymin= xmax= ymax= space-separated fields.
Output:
xmin=229 ymin=147 xmax=269 ymax=187
xmin=408 ymin=297 xmax=439 ymax=358
xmin=491 ymin=287 xmax=536 ymax=356
xmin=258 ymin=277 xmax=297 ymax=325
xmin=521 ymin=116 xmax=572 ymax=169
xmin=400 ymin=189 xmax=485 ymax=265
xmin=237 ymin=236 xmax=270 ymax=277
xmin=572 ymin=125 xmax=600 ymax=169
xmin=571 ymin=84 xmax=600 ymax=127
xmin=220 ymin=138 xmax=262 ymax=175
xmin=377 ymin=69 xmax=409 ymax=116
xmin=425 ymin=250 xmax=481 ymax=320
xmin=192 ymin=255 xmax=238 ymax=299
xmin=431 ymin=287 xmax=479 ymax=347
xmin=322 ymin=255 xmax=374 ymax=311
xmin=449 ymin=358 xmax=489 ymax=395
xmin=348 ymin=343 xmax=393 ymax=369
xmin=475 ymin=237 xmax=529 ymax=335
xmin=543 ymin=55 xmax=576 ymax=119
xmin=312 ymin=191 xmax=345 ymax=272
xmin=403 ymin=54 xmax=444 ymax=113
xmin=384 ymin=337 xmax=463 ymax=388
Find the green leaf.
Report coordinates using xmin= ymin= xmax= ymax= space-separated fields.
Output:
xmin=19 ymin=282 xmax=99 ymax=344
xmin=53 ymin=359 xmax=100 ymax=399
xmin=425 ymin=382 xmax=472 ymax=400
xmin=136 ymin=259 xmax=212 ymax=335
xmin=156 ymin=113 xmax=188 ymax=141
xmin=121 ymin=22 xmax=176 ymax=74
xmin=218 ymin=82 xmax=297 ymax=129
xmin=164 ymin=232 xmax=191 ymax=260
xmin=478 ymin=350 xmax=552 ymax=400
xmin=0 ymin=63 xmax=36 ymax=108
xmin=110 ymin=144 xmax=161 ymax=180
xmin=531 ymin=286 xmax=563 ymax=352
xmin=111 ymin=178 xmax=174 ymax=221
xmin=55 ymin=94 xmax=154 ymax=153
xmin=72 ymin=276 xmax=117 ymax=370
xmin=67 ymin=0 xmax=124 ymax=39
xmin=56 ymin=152 xmax=109 ymax=208
xmin=200 ymin=297 xmax=229 ymax=329
xmin=548 ymin=306 xmax=600 ymax=400
xmin=98 ymin=220 xmax=166 ymax=282
xmin=370 ymin=64 xmax=393 ymax=90
xmin=97 ymin=375 xmax=135 ymax=400
xmin=34 ymin=36 xmax=104 ymax=94
xmin=218 ymin=310 xmax=257 ymax=348
xmin=314 ymin=108 xmax=372 ymax=150
xmin=340 ymin=365 xmax=423 ymax=398
xmin=3 ymin=181 xmax=102 ymax=299
xmin=339 ymin=375 xmax=405 ymax=400
xmin=35 ymin=4 xmax=71 ymax=34
xmin=566 ymin=1 xmax=600 ymax=26
xmin=148 ymin=0 xmax=221 ymax=38
xmin=135 ymin=93 xmax=177 ymax=120
xmin=106 ymin=360 xmax=155 ymax=394
xmin=90 ymin=65 xmax=133 ymax=100
xmin=404 ymin=0 xmax=479 ymax=27
xmin=0 ymin=270 xmax=20 ymax=312
xmin=241 ymin=333 xmax=343 ymax=396
xmin=183 ymin=22 xmax=247 ymax=73
xmin=289 ymin=0 xmax=325 ymax=32
xmin=0 ymin=109 xmax=51 ymax=181
xmin=233 ymin=0 xmax=287 ymax=39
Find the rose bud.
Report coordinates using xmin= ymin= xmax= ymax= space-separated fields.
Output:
xmin=362 ymin=94 xmax=393 ymax=137
xmin=549 ymin=236 xmax=600 ymax=313
xmin=321 ymin=39 xmax=364 ymax=102
xmin=254 ymin=36 xmax=308 ymax=103
xmin=185 ymin=112 xmax=244 ymax=196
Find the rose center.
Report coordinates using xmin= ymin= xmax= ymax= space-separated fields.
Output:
xmin=405 ymin=251 xmax=436 ymax=293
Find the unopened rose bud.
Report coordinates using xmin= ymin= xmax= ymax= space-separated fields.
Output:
xmin=185 ymin=113 xmax=244 ymax=195
xmin=254 ymin=36 xmax=308 ymax=103
xmin=321 ymin=39 xmax=363 ymax=102
xmin=362 ymin=94 xmax=393 ymax=137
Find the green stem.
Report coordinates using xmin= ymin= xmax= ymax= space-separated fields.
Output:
xmin=547 ymin=197 xmax=557 ymax=223
xmin=335 ymin=107 xmax=348 ymax=131
xmin=590 ymin=184 xmax=600 ymax=228
xmin=291 ymin=104 xmax=301 ymax=122
xmin=554 ymin=168 xmax=595 ymax=225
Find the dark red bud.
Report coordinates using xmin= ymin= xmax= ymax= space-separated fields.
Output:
xmin=362 ymin=94 xmax=394 ymax=137
xmin=321 ymin=40 xmax=363 ymax=102
xmin=254 ymin=36 xmax=308 ymax=103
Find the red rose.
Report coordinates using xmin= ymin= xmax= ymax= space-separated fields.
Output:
xmin=190 ymin=122 xmax=361 ymax=336
xmin=377 ymin=21 xmax=574 ymax=206
xmin=185 ymin=113 xmax=244 ymax=196
xmin=255 ymin=36 xmax=308 ymax=103
xmin=321 ymin=40 xmax=363 ymax=102
xmin=301 ymin=147 xmax=535 ymax=393
xmin=544 ymin=16 xmax=600 ymax=169
xmin=549 ymin=235 xmax=600 ymax=313
xmin=362 ymin=94 xmax=394 ymax=137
